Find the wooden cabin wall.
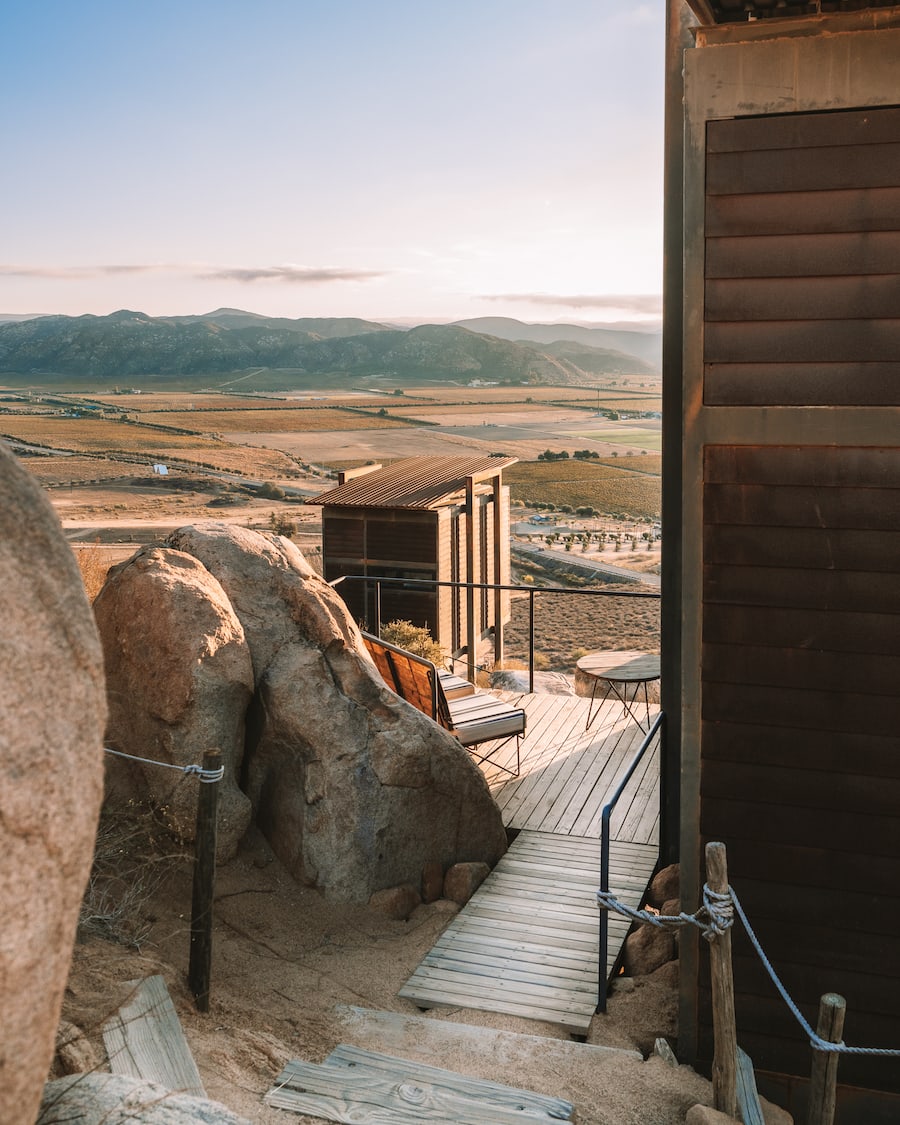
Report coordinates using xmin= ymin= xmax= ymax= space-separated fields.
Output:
xmin=677 ymin=18 xmax=900 ymax=1105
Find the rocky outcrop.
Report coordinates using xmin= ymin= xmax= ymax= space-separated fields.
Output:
xmin=168 ymin=523 xmax=507 ymax=900
xmin=93 ymin=546 xmax=254 ymax=861
xmin=38 ymin=1074 xmax=251 ymax=1124
xmin=0 ymin=443 xmax=107 ymax=1125
xmin=96 ymin=522 xmax=506 ymax=902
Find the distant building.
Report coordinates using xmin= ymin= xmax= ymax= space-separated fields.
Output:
xmin=151 ymin=463 xmax=168 ymax=476
xmin=308 ymin=456 xmax=517 ymax=663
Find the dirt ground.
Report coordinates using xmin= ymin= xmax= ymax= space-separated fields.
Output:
xmin=62 ymin=824 xmax=715 ymax=1125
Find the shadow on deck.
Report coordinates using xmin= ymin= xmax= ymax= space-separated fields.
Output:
xmin=400 ymin=694 xmax=661 ymax=1035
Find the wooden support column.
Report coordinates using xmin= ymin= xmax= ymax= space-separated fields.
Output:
xmin=707 ymin=841 xmax=738 ymax=1118
xmin=807 ymin=994 xmax=846 ymax=1125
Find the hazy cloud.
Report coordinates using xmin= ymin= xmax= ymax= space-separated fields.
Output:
xmin=197 ymin=265 xmax=387 ymax=284
xmin=0 ymin=263 xmax=388 ymax=284
xmin=483 ymin=292 xmax=662 ymax=316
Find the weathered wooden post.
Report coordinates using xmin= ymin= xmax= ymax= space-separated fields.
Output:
xmin=189 ymin=748 xmax=220 ymax=1012
xmin=706 ymin=841 xmax=738 ymax=1119
xmin=806 ymin=993 xmax=846 ymax=1125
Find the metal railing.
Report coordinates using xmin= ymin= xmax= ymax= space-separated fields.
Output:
xmin=328 ymin=573 xmax=659 ymax=691
xmin=596 ymin=710 xmax=665 ymax=1013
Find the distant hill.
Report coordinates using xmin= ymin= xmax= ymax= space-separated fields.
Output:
xmin=451 ymin=316 xmax=662 ymax=371
xmin=0 ymin=309 xmax=659 ymax=384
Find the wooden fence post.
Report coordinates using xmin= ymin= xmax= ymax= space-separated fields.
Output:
xmin=806 ymin=993 xmax=846 ymax=1125
xmin=189 ymin=748 xmax=220 ymax=1012
xmin=706 ymin=841 xmax=738 ymax=1119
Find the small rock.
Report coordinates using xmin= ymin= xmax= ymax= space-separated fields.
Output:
xmin=653 ymin=1037 xmax=678 ymax=1066
xmin=686 ymin=1107 xmax=739 ymax=1125
xmin=55 ymin=1020 xmax=100 ymax=1076
xmin=422 ymin=860 xmax=443 ymax=903
xmin=647 ymin=863 xmax=679 ymax=909
xmin=443 ymin=862 xmax=490 ymax=905
xmin=661 ymin=896 xmax=681 ymax=917
xmin=760 ymin=1095 xmax=794 ymax=1125
xmin=623 ymin=923 xmax=675 ymax=976
xmin=369 ymin=884 xmax=421 ymax=920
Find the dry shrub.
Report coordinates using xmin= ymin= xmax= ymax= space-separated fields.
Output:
xmin=73 ymin=541 xmax=113 ymax=602
xmin=79 ymin=800 xmax=186 ymax=949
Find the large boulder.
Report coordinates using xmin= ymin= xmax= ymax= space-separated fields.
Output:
xmin=0 ymin=443 xmax=106 ymax=1125
xmin=151 ymin=523 xmax=507 ymax=901
xmin=93 ymin=546 xmax=254 ymax=861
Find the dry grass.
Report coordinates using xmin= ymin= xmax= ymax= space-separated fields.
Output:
xmin=73 ymin=542 xmax=115 ymax=601
xmin=78 ymin=800 xmax=186 ymax=949
xmin=504 ymin=587 xmax=660 ymax=673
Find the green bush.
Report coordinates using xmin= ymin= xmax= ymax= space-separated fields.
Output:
xmin=380 ymin=619 xmax=445 ymax=664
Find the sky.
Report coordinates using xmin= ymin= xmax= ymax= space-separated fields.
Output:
xmin=1 ymin=1 xmax=665 ymax=327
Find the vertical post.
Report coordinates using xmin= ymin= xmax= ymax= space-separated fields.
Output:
xmin=806 ymin=993 xmax=846 ymax=1125
xmin=189 ymin=748 xmax=220 ymax=1012
xmin=375 ymin=579 xmax=382 ymax=637
xmin=492 ymin=472 xmax=504 ymax=670
xmin=465 ymin=475 xmax=476 ymax=683
xmin=706 ymin=841 xmax=738 ymax=1118
xmin=528 ymin=588 xmax=535 ymax=693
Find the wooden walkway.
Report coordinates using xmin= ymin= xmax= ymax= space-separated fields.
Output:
xmin=400 ymin=694 xmax=661 ymax=1034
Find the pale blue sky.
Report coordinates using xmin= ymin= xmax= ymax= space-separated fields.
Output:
xmin=1 ymin=1 xmax=665 ymax=324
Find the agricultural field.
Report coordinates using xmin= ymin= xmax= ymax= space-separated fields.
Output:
xmin=137 ymin=408 xmax=415 ymax=432
xmin=0 ymin=414 xmax=297 ymax=476
xmin=505 ymin=458 xmax=661 ymax=520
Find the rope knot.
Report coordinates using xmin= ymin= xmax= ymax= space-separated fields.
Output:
xmin=699 ymin=883 xmax=734 ymax=942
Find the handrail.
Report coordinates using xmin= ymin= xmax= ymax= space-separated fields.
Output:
xmin=329 ymin=572 xmax=659 ymax=693
xmin=596 ymin=710 xmax=665 ymax=1013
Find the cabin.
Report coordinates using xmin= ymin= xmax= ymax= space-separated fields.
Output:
xmin=309 ymin=456 xmax=517 ymax=665
xmin=664 ymin=3 xmax=900 ymax=1119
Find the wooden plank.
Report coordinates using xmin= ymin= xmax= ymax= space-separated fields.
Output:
xmin=707 ymin=107 xmax=900 ymax=155
xmin=400 ymin=831 xmax=657 ymax=1033
xmin=703 ymin=523 xmax=900 ymax=573
xmin=266 ymin=1056 xmax=573 ymax=1124
xmin=102 ymin=975 xmax=205 ymax=1098
xmin=704 ymin=482 xmax=900 ymax=531
xmin=701 ymin=603 xmax=899 ymax=657
xmin=325 ymin=1046 xmax=574 ymax=1121
xmin=706 ymin=142 xmax=900 ymax=195
xmin=705 ymin=186 xmax=900 ymax=237
xmin=334 ymin=1005 xmax=642 ymax=1070
xmin=703 ymin=444 xmax=900 ymax=488
xmin=704 ymin=361 xmax=900 ymax=407
xmin=705 ymin=274 xmax=900 ymax=323
xmin=703 ymin=565 xmax=900 ymax=617
xmin=704 ymin=318 xmax=900 ymax=364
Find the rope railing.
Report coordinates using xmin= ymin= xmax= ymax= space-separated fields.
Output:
xmin=103 ymin=746 xmax=224 ymax=783
xmin=596 ymin=874 xmax=900 ymax=1060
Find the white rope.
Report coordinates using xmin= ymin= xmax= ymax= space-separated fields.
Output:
xmin=597 ymin=879 xmax=900 ymax=1058
xmin=596 ymin=881 xmax=733 ymax=942
xmin=104 ymin=747 xmax=225 ymax=783
xmin=730 ymin=887 xmax=900 ymax=1058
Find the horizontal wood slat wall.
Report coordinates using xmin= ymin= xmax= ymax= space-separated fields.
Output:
xmin=699 ymin=442 xmax=900 ymax=1090
xmin=704 ymin=106 xmax=900 ymax=406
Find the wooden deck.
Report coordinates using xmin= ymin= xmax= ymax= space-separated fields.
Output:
xmin=400 ymin=694 xmax=661 ymax=1034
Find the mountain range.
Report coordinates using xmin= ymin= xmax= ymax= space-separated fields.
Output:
xmin=0 ymin=309 xmax=661 ymax=385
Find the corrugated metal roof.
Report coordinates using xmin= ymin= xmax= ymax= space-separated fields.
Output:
xmin=307 ymin=455 xmax=517 ymax=510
